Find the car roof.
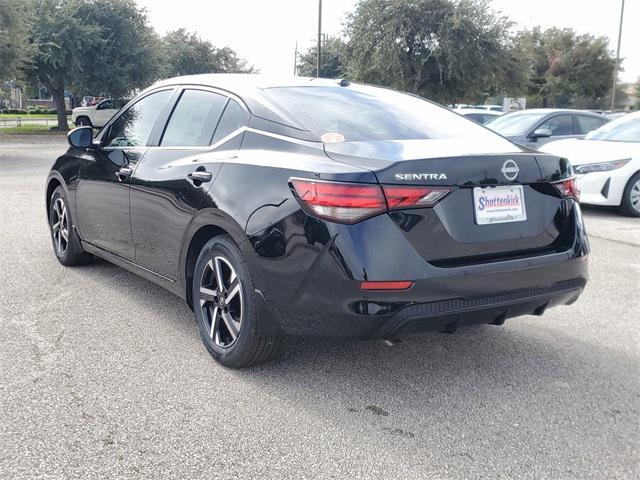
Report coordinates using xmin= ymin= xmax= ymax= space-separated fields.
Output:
xmin=148 ymin=74 xmax=362 ymax=138
xmin=456 ymin=108 xmax=502 ymax=115
xmin=506 ymin=108 xmax=604 ymax=116
xmin=153 ymin=73 xmax=341 ymax=89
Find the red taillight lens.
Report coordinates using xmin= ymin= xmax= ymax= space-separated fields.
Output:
xmin=361 ymin=281 xmax=414 ymax=291
xmin=290 ymin=179 xmax=452 ymax=224
xmin=290 ymin=178 xmax=386 ymax=224
xmin=382 ymin=185 xmax=452 ymax=209
xmin=553 ymin=177 xmax=580 ymax=201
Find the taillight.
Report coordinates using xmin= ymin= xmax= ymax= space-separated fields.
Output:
xmin=383 ymin=185 xmax=451 ymax=209
xmin=290 ymin=178 xmax=451 ymax=224
xmin=553 ymin=177 xmax=580 ymax=201
xmin=289 ymin=179 xmax=386 ymax=224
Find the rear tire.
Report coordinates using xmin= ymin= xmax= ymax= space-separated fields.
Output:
xmin=192 ymin=235 xmax=281 ymax=368
xmin=619 ymin=172 xmax=640 ymax=217
xmin=48 ymin=186 xmax=93 ymax=266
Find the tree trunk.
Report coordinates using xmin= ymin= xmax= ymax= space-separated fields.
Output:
xmin=51 ymin=84 xmax=69 ymax=131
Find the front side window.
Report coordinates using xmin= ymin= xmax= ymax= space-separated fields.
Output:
xmin=97 ymin=99 xmax=114 ymax=110
xmin=104 ymin=90 xmax=173 ymax=147
xmin=576 ymin=115 xmax=606 ymax=135
xmin=161 ymin=89 xmax=228 ymax=147
xmin=537 ymin=115 xmax=573 ymax=136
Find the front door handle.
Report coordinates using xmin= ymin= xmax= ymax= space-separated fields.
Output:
xmin=187 ymin=170 xmax=213 ymax=183
xmin=116 ymin=166 xmax=133 ymax=181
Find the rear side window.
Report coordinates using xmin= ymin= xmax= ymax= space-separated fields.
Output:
xmin=161 ymin=90 xmax=227 ymax=147
xmin=576 ymin=115 xmax=606 ymax=135
xmin=211 ymin=99 xmax=248 ymax=145
xmin=538 ymin=115 xmax=573 ymax=136
xmin=105 ymin=89 xmax=173 ymax=147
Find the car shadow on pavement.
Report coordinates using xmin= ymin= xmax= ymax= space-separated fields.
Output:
xmin=77 ymin=257 xmax=638 ymax=440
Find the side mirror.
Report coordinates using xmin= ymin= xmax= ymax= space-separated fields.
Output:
xmin=529 ymin=128 xmax=552 ymax=140
xmin=67 ymin=126 xmax=93 ymax=148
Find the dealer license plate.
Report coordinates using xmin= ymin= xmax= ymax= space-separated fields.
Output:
xmin=473 ymin=185 xmax=527 ymax=225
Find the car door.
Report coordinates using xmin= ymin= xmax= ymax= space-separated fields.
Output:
xmin=130 ymin=88 xmax=249 ymax=279
xmin=526 ymin=113 xmax=575 ymax=148
xmin=75 ymin=88 xmax=175 ymax=260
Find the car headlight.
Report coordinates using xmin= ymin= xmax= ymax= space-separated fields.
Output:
xmin=574 ymin=158 xmax=631 ymax=174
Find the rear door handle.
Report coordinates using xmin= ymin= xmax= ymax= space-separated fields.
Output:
xmin=116 ymin=167 xmax=133 ymax=181
xmin=187 ymin=171 xmax=213 ymax=183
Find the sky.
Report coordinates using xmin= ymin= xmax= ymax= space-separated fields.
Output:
xmin=136 ymin=0 xmax=639 ymax=83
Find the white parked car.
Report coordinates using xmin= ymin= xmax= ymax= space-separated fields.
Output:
xmin=473 ymin=104 xmax=503 ymax=112
xmin=454 ymin=108 xmax=502 ymax=125
xmin=539 ymin=111 xmax=640 ymax=217
xmin=71 ymin=98 xmax=124 ymax=128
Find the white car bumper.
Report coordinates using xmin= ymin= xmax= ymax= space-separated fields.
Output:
xmin=576 ymin=163 xmax=636 ymax=207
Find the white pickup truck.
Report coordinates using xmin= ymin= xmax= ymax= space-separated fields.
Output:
xmin=71 ymin=98 xmax=124 ymax=128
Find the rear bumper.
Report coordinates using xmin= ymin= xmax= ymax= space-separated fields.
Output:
xmin=248 ymin=202 xmax=589 ymax=339
xmin=374 ymin=277 xmax=584 ymax=338
xmin=257 ymin=249 xmax=588 ymax=338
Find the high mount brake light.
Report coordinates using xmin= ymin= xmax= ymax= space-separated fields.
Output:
xmin=553 ymin=177 xmax=580 ymax=201
xmin=289 ymin=179 xmax=452 ymax=224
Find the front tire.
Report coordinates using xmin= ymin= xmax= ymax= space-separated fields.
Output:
xmin=48 ymin=186 xmax=92 ymax=266
xmin=619 ymin=172 xmax=640 ymax=217
xmin=75 ymin=116 xmax=92 ymax=127
xmin=192 ymin=235 xmax=281 ymax=368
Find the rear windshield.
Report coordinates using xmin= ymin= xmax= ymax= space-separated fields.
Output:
xmin=263 ymin=85 xmax=513 ymax=145
xmin=488 ymin=112 xmax=547 ymax=136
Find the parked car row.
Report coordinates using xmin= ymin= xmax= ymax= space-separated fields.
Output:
xmin=540 ymin=112 xmax=640 ymax=217
xmin=487 ymin=109 xmax=609 ymax=148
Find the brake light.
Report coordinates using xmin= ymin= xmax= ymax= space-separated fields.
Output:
xmin=553 ymin=177 xmax=580 ymax=201
xmin=383 ymin=185 xmax=452 ymax=209
xmin=290 ymin=179 xmax=452 ymax=224
xmin=290 ymin=179 xmax=386 ymax=224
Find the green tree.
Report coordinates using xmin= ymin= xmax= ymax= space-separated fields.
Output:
xmin=517 ymin=27 xmax=616 ymax=108
xmin=23 ymin=0 xmax=161 ymax=130
xmin=297 ymin=36 xmax=347 ymax=78
xmin=23 ymin=0 xmax=100 ymax=129
xmin=72 ymin=0 xmax=162 ymax=100
xmin=160 ymin=29 xmax=254 ymax=77
xmin=0 ymin=0 xmax=35 ymax=80
xmin=343 ymin=0 xmax=521 ymax=104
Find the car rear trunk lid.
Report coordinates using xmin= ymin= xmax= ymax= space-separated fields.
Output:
xmin=325 ymin=139 xmax=576 ymax=266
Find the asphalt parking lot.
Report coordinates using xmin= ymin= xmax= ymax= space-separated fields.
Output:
xmin=1 ymin=135 xmax=638 ymax=479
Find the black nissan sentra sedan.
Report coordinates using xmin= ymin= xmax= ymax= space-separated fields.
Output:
xmin=46 ymin=75 xmax=588 ymax=367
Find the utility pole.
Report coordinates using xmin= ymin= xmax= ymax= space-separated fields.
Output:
xmin=611 ymin=0 xmax=625 ymax=110
xmin=293 ymin=41 xmax=298 ymax=76
xmin=316 ymin=0 xmax=322 ymax=78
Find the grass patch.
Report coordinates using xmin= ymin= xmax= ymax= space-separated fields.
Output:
xmin=0 ymin=125 xmax=71 ymax=135
xmin=0 ymin=113 xmax=59 ymax=119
